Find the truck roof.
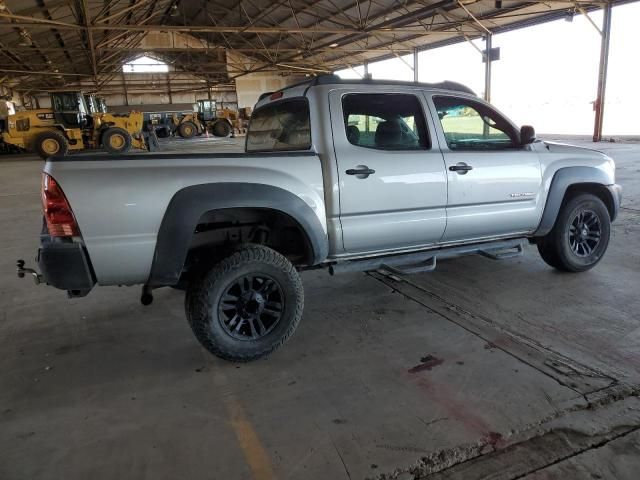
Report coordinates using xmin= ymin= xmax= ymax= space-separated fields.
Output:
xmin=257 ymin=73 xmax=476 ymax=104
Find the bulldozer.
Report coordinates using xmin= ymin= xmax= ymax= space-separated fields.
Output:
xmin=1 ymin=91 xmax=145 ymax=158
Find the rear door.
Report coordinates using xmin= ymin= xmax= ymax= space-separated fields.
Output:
xmin=330 ymin=89 xmax=447 ymax=254
xmin=428 ymin=94 xmax=543 ymax=242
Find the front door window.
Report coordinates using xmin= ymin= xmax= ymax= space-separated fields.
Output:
xmin=433 ymin=96 xmax=517 ymax=150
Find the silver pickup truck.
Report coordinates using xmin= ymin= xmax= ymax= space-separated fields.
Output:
xmin=18 ymin=75 xmax=622 ymax=362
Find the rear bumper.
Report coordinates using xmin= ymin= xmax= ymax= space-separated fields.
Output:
xmin=38 ymin=236 xmax=95 ymax=293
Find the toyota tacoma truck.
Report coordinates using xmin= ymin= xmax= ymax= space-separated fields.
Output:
xmin=17 ymin=75 xmax=622 ymax=362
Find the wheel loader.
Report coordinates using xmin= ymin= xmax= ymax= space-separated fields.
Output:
xmin=196 ymin=100 xmax=236 ymax=137
xmin=170 ymin=111 xmax=203 ymax=139
xmin=1 ymin=91 xmax=145 ymax=158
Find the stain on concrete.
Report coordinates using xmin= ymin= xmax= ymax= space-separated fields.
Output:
xmin=480 ymin=431 xmax=504 ymax=448
xmin=408 ymin=355 xmax=444 ymax=373
xmin=53 ymin=344 xmax=83 ymax=355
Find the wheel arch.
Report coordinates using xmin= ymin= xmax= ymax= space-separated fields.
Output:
xmin=534 ymin=166 xmax=620 ymax=236
xmin=147 ymin=183 xmax=329 ymax=287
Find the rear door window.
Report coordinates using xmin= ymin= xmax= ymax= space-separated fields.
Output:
xmin=246 ymin=98 xmax=311 ymax=152
xmin=342 ymin=93 xmax=430 ymax=150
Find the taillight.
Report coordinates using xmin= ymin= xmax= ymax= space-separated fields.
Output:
xmin=42 ymin=173 xmax=80 ymax=237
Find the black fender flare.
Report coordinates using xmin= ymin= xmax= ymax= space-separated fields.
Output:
xmin=147 ymin=183 xmax=329 ymax=286
xmin=534 ymin=166 xmax=620 ymax=236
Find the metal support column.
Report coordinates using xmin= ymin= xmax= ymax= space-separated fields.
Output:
xmin=413 ymin=48 xmax=419 ymax=82
xmin=484 ymin=33 xmax=492 ymax=102
xmin=364 ymin=62 xmax=369 ymax=79
xmin=593 ymin=2 xmax=612 ymax=142
xmin=121 ymin=71 xmax=129 ymax=106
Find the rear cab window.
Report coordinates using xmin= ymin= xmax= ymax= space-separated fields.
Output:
xmin=246 ymin=98 xmax=311 ymax=152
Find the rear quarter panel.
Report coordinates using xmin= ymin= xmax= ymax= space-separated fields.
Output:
xmin=44 ymin=154 xmax=325 ymax=285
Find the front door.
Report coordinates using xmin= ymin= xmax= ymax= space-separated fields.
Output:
xmin=428 ymin=94 xmax=543 ymax=242
xmin=330 ymin=90 xmax=448 ymax=254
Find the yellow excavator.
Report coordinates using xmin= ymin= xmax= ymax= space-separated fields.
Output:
xmin=1 ymin=91 xmax=145 ymax=158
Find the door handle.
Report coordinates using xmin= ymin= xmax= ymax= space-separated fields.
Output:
xmin=346 ymin=166 xmax=376 ymax=177
xmin=449 ymin=163 xmax=473 ymax=174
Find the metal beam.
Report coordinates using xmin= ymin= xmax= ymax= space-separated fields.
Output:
xmin=484 ymin=33 xmax=492 ymax=102
xmin=121 ymin=71 xmax=129 ymax=105
xmin=593 ymin=2 xmax=612 ymax=142
xmin=82 ymin=0 xmax=98 ymax=87
xmin=0 ymin=16 xmax=477 ymax=35
xmin=95 ymin=0 xmax=155 ymax=24
xmin=457 ymin=0 xmax=492 ymax=34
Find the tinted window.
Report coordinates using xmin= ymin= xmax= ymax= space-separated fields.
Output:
xmin=342 ymin=93 xmax=429 ymax=150
xmin=246 ymin=98 xmax=311 ymax=152
xmin=433 ymin=96 xmax=517 ymax=150
xmin=53 ymin=93 xmax=83 ymax=112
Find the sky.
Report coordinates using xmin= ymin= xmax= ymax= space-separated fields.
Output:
xmin=336 ymin=2 xmax=639 ymax=136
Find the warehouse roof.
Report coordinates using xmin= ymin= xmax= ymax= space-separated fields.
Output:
xmin=0 ymin=0 xmax=631 ymax=93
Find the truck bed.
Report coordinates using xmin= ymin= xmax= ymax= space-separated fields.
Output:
xmin=44 ymin=150 xmax=325 ymax=285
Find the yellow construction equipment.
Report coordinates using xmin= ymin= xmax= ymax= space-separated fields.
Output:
xmin=1 ymin=91 xmax=145 ymax=158
xmin=170 ymin=111 xmax=203 ymax=139
xmin=196 ymin=100 xmax=238 ymax=137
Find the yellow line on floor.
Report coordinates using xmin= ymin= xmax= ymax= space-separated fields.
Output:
xmin=227 ymin=400 xmax=276 ymax=480
xmin=201 ymin=349 xmax=276 ymax=480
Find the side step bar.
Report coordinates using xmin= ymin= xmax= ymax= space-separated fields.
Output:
xmin=329 ymin=239 xmax=525 ymax=275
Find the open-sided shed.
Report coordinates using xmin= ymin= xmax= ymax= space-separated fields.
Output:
xmin=0 ymin=0 xmax=634 ymax=139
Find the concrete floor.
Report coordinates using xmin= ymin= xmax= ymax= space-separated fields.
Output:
xmin=1 ymin=137 xmax=639 ymax=479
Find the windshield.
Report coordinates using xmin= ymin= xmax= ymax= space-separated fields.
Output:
xmin=246 ymin=98 xmax=311 ymax=152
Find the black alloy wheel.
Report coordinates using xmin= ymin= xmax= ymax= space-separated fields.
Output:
xmin=218 ymin=274 xmax=284 ymax=341
xmin=568 ymin=209 xmax=602 ymax=257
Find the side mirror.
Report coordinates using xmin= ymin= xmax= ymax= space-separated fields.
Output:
xmin=520 ymin=125 xmax=536 ymax=145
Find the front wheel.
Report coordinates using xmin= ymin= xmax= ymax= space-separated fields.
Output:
xmin=178 ymin=121 xmax=197 ymax=139
xmin=537 ymin=193 xmax=611 ymax=272
xmin=186 ymin=245 xmax=304 ymax=362
xmin=102 ymin=127 xmax=132 ymax=154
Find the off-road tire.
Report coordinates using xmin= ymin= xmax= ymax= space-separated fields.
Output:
xmin=156 ymin=127 xmax=170 ymax=138
xmin=211 ymin=120 xmax=231 ymax=137
xmin=178 ymin=121 xmax=197 ymax=139
xmin=102 ymin=127 xmax=132 ymax=154
xmin=186 ymin=245 xmax=304 ymax=362
xmin=34 ymin=130 xmax=69 ymax=159
xmin=537 ymin=193 xmax=611 ymax=272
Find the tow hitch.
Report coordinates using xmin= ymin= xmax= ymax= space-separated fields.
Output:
xmin=16 ymin=259 xmax=44 ymax=285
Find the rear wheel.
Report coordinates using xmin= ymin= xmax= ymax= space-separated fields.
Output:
xmin=211 ymin=120 xmax=231 ymax=137
xmin=178 ymin=121 xmax=197 ymax=139
xmin=186 ymin=245 xmax=304 ymax=362
xmin=537 ymin=193 xmax=611 ymax=272
xmin=156 ymin=127 xmax=170 ymax=138
xmin=34 ymin=130 xmax=69 ymax=159
xmin=102 ymin=127 xmax=132 ymax=154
